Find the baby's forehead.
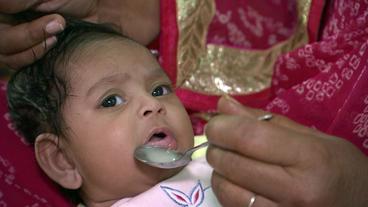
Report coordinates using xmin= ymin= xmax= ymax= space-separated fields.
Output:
xmin=62 ymin=37 xmax=146 ymax=67
xmin=60 ymin=36 xmax=162 ymax=82
xmin=76 ymin=37 xmax=141 ymax=55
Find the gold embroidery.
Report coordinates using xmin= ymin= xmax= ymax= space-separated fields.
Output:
xmin=176 ymin=0 xmax=312 ymax=95
xmin=176 ymin=0 xmax=216 ymax=87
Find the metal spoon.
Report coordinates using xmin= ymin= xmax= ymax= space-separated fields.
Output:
xmin=134 ymin=113 xmax=273 ymax=169
xmin=134 ymin=141 xmax=209 ymax=169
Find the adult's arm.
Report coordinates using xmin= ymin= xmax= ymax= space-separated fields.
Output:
xmin=206 ymin=96 xmax=368 ymax=207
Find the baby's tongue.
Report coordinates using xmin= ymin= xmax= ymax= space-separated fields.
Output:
xmin=146 ymin=133 xmax=177 ymax=149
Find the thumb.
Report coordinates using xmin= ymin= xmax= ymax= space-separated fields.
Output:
xmin=217 ymin=95 xmax=261 ymax=118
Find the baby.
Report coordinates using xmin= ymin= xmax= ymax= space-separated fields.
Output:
xmin=7 ymin=20 xmax=219 ymax=206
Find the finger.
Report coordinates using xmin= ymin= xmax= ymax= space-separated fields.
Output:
xmin=217 ymin=95 xmax=321 ymax=136
xmin=205 ymin=113 xmax=311 ymax=165
xmin=208 ymin=145 xmax=296 ymax=202
xmin=0 ymin=0 xmax=42 ymax=14
xmin=211 ymin=171 xmax=278 ymax=207
xmin=33 ymin=1 xmax=65 ymax=13
xmin=217 ymin=95 xmax=257 ymax=117
xmin=0 ymin=36 xmax=57 ymax=69
xmin=0 ymin=14 xmax=64 ymax=54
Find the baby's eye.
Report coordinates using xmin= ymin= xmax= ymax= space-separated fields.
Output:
xmin=101 ymin=95 xmax=124 ymax=108
xmin=152 ymin=85 xmax=172 ymax=97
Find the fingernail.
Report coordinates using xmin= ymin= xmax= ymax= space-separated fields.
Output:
xmin=45 ymin=36 xmax=57 ymax=48
xmin=45 ymin=21 xmax=64 ymax=34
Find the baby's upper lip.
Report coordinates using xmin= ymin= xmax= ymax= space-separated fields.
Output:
xmin=144 ymin=126 xmax=177 ymax=150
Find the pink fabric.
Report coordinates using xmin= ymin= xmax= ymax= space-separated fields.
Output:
xmin=111 ymin=157 xmax=219 ymax=207
xmin=207 ymin=0 xmax=297 ymax=49
xmin=0 ymin=81 xmax=71 ymax=206
xmin=266 ymin=0 xmax=368 ymax=155
xmin=307 ymin=0 xmax=327 ymax=42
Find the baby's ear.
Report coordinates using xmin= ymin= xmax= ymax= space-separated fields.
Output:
xmin=35 ymin=133 xmax=82 ymax=190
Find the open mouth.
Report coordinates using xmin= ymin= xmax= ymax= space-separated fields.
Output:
xmin=144 ymin=128 xmax=177 ymax=150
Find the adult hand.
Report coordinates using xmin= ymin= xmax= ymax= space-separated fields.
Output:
xmin=31 ymin=0 xmax=160 ymax=45
xmin=0 ymin=0 xmax=65 ymax=70
xmin=0 ymin=0 xmax=159 ymax=70
xmin=205 ymin=96 xmax=368 ymax=207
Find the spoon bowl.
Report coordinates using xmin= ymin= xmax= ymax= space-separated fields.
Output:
xmin=134 ymin=141 xmax=209 ymax=169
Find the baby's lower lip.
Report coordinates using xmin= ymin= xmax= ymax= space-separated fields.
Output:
xmin=145 ymin=134 xmax=177 ymax=150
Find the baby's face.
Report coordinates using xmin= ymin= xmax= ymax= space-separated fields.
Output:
xmin=60 ymin=38 xmax=194 ymax=203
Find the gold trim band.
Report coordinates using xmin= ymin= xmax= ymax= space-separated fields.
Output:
xmin=176 ymin=0 xmax=312 ymax=95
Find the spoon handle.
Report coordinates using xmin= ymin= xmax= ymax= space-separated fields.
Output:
xmin=186 ymin=141 xmax=209 ymax=155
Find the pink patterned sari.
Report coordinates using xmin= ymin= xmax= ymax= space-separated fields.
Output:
xmin=268 ymin=0 xmax=368 ymax=155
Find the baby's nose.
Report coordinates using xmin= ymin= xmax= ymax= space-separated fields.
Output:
xmin=139 ymin=96 xmax=165 ymax=118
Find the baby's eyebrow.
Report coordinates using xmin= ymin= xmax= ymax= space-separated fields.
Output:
xmin=86 ymin=73 xmax=130 ymax=97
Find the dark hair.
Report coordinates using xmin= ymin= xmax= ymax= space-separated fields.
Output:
xmin=6 ymin=18 xmax=126 ymax=204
